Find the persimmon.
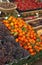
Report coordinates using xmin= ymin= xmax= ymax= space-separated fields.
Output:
xmin=14 ymin=29 xmax=17 ymax=32
xmin=20 ymin=37 xmax=24 ymax=41
xmin=8 ymin=16 xmax=13 ymax=21
xmin=19 ymin=33 xmax=23 ymax=36
xmin=28 ymin=46 xmax=32 ymax=49
xmin=40 ymin=35 xmax=42 ymax=40
xmin=31 ymin=52 xmax=36 ymax=55
xmin=34 ymin=46 xmax=40 ymax=52
xmin=19 ymin=24 xmax=23 ymax=28
xmin=30 ymin=35 xmax=34 ymax=39
xmin=20 ymin=43 xmax=23 ymax=47
xmin=23 ymin=45 xmax=28 ymax=50
xmin=33 ymin=36 xmax=36 ymax=40
xmin=22 ymin=36 xmax=26 ymax=39
xmin=32 ymin=39 xmax=36 ymax=43
xmin=40 ymin=47 xmax=42 ymax=50
xmin=3 ymin=20 xmax=8 ymax=24
xmin=14 ymin=25 xmax=18 ymax=28
xmin=10 ymin=22 xmax=14 ymax=26
xmin=16 ymin=38 xmax=19 ymax=42
xmin=18 ymin=36 xmax=21 ymax=40
xmin=5 ymin=23 xmax=9 ymax=27
xmin=8 ymin=26 xmax=11 ymax=30
xmin=18 ymin=29 xmax=22 ymax=33
xmin=27 ymin=43 xmax=31 ymax=46
xmin=29 ymin=49 xmax=34 ymax=53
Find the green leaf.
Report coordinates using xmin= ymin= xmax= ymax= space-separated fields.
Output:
xmin=22 ymin=27 xmax=27 ymax=31
xmin=36 ymin=38 xmax=41 ymax=42
xmin=13 ymin=32 xmax=18 ymax=36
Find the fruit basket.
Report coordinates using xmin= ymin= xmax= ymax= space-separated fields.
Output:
xmin=0 ymin=2 xmax=17 ymax=13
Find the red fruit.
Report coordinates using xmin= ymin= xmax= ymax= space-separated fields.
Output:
xmin=16 ymin=0 xmax=41 ymax=11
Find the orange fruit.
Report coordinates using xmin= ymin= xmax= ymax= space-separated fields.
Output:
xmin=16 ymin=38 xmax=19 ymax=42
xmin=10 ymin=22 xmax=14 ymax=26
xmin=29 ymin=49 xmax=34 ymax=53
xmin=3 ymin=20 xmax=8 ymax=24
xmin=30 ymin=35 xmax=34 ymax=38
xmin=20 ymin=43 xmax=23 ymax=47
xmin=22 ymin=32 xmax=25 ymax=35
xmin=34 ymin=46 xmax=40 ymax=52
xmin=5 ymin=23 xmax=9 ymax=27
xmin=11 ymin=29 xmax=14 ymax=32
xmin=20 ymin=37 xmax=24 ymax=41
xmin=14 ymin=29 xmax=17 ymax=32
xmin=31 ymin=52 xmax=36 ymax=55
xmin=28 ymin=46 xmax=32 ymax=49
xmin=8 ymin=26 xmax=11 ymax=30
xmin=27 ymin=43 xmax=31 ymax=46
xmin=8 ymin=16 xmax=13 ymax=21
xmin=14 ymin=24 xmax=18 ymax=28
xmin=23 ymin=45 xmax=28 ymax=50
xmin=19 ymin=33 xmax=23 ymax=36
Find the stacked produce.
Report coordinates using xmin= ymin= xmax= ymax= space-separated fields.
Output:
xmin=3 ymin=16 xmax=42 ymax=56
xmin=14 ymin=0 xmax=42 ymax=11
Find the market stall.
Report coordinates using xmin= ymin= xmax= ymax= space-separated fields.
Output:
xmin=0 ymin=0 xmax=42 ymax=65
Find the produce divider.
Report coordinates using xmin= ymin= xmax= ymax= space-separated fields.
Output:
xmin=26 ymin=17 xmax=42 ymax=23
xmin=19 ymin=9 xmax=42 ymax=17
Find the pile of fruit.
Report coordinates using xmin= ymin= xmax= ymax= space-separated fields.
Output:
xmin=3 ymin=16 xmax=42 ymax=56
xmin=14 ymin=0 xmax=42 ymax=11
